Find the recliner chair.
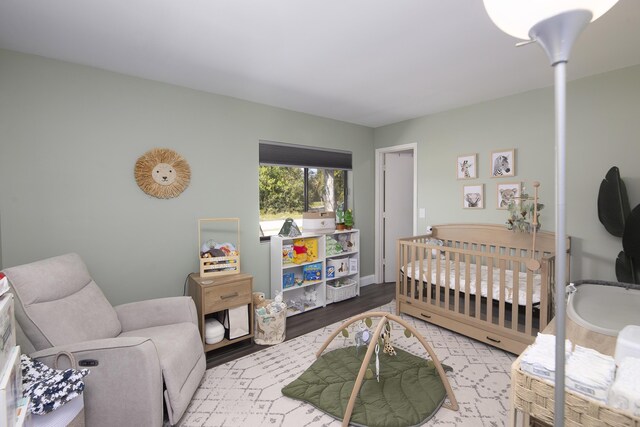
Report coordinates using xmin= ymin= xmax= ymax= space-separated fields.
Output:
xmin=2 ymin=253 xmax=206 ymax=426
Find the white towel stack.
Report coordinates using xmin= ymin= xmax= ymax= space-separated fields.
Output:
xmin=608 ymin=357 xmax=640 ymax=415
xmin=520 ymin=333 xmax=572 ymax=381
xmin=565 ymin=345 xmax=616 ymax=402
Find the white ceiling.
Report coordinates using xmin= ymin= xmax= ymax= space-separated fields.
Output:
xmin=1 ymin=0 xmax=638 ymax=128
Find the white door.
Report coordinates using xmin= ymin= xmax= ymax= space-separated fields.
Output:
xmin=383 ymin=151 xmax=414 ymax=282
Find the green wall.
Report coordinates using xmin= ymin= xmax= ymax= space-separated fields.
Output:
xmin=374 ymin=64 xmax=640 ymax=282
xmin=0 ymin=50 xmax=375 ymax=304
xmin=2 ymin=48 xmax=638 ymax=305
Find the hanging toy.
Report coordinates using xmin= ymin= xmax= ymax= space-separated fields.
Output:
xmin=375 ymin=342 xmax=380 ymax=382
xmin=354 ymin=321 xmax=372 ymax=354
xmin=381 ymin=324 xmax=397 ymax=356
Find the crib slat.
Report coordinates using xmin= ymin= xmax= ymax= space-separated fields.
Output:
xmin=454 ymin=252 xmax=460 ymax=314
xmin=540 ymin=258 xmax=550 ymax=329
xmin=487 ymin=257 xmax=494 ymax=325
xmin=464 ymin=255 xmax=470 ymax=315
xmin=512 ymin=258 xmax=518 ymax=328
xmin=475 ymin=260 xmax=481 ymax=320
xmin=525 ymin=270 xmax=533 ymax=336
xmin=444 ymin=251 xmax=450 ymax=310
xmin=426 ymin=248 xmax=433 ymax=304
xmin=499 ymin=258 xmax=506 ymax=328
xmin=435 ymin=249 xmax=441 ymax=306
xmin=417 ymin=244 xmax=425 ymax=303
xmin=409 ymin=245 xmax=416 ymax=301
xmin=403 ymin=244 xmax=415 ymax=297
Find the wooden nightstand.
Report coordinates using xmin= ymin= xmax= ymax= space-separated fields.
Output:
xmin=187 ymin=272 xmax=254 ymax=352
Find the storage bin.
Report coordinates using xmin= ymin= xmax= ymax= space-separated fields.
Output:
xmin=327 ymin=279 xmax=358 ymax=303
xmin=204 ymin=318 xmax=225 ymax=344
xmin=198 ymin=218 xmax=241 ymax=278
xmin=254 ymin=307 xmax=286 ymax=345
xmin=327 ymin=257 xmax=349 ymax=278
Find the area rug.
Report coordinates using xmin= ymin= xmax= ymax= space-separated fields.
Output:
xmin=179 ymin=302 xmax=516 ymax=427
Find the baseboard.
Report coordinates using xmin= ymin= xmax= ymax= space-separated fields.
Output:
xmin=359 ymin=275 xmax=375 ymax=287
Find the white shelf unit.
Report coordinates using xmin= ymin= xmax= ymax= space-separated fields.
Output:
xmin=325 ymin=229 xmax=360 ymax=304
xmin=270 ymin=229 xmax=360 ymax=317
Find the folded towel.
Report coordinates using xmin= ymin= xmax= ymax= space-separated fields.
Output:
xmin=566 ymin=346 xmax=615 ymax=402
xmin=520 ymin=333 xmax=572 ymax=381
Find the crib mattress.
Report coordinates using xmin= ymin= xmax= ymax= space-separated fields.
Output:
xmin=403 ymin=260 xmax=542 ymax=306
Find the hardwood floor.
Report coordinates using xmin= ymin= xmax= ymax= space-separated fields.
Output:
xmin=205 ymin=282 xmax=396 ymax=369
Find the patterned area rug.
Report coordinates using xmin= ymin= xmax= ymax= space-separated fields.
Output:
xmin=179 ymin=301 xmax=516 ymax=426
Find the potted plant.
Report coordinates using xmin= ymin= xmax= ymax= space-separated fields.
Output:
xmin=335 ymin=209 xmax=346 ymax=230
xmin=344 ymin=209 xmax=354 ymax=230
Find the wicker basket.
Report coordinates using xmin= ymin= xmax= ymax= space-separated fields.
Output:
xmin=512 ymin=357 xmax=640 ymax=427
xmin=326 ymin=279 xmax=357 ymax=303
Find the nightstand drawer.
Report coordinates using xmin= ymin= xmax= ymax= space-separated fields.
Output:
xmin=204 ymin=279 xmax=252 ymax=313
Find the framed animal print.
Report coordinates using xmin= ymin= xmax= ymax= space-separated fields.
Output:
xmin=490 ymin=149 xmax=515 ymax=178
xmin=457 ymin=153 xmax=477 ymax=180
xmin=496 ymin=182 xmax=521 ymax=209
xmin=463 ymin=184 xmax=484 ymax=209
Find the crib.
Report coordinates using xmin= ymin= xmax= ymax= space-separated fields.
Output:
xmin=396 ymin=223 xmax=570 ymax=354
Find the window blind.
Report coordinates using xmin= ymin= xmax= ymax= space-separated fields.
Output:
xmin=259 ymin=140 xmax=352 ymax=170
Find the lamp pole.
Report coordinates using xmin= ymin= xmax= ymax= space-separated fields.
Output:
xmin=528 ymin=10 xmax=592 ymax=424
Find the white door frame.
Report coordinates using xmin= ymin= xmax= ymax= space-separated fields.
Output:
xmin=374 ymin=143 xmax=418 ymax=284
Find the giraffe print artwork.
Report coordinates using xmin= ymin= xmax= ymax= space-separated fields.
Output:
xmin=456 ymin=154 xmax=477 ymax=179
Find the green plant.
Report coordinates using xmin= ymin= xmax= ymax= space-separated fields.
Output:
xmin=344 ymin=209 xmax=354 ymax=228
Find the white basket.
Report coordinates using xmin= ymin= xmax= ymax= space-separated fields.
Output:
xmin=327 ymin=279 xmax=357 ymax=303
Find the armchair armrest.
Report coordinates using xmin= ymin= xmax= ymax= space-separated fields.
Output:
xmin=115 ymin=296 xmax=198 ymax=332
xmin=30 ymin=337 xmax=164 ymax=427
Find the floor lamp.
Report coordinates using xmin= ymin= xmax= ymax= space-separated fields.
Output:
xmin=482 ymin=1 xmax=619 ymax=425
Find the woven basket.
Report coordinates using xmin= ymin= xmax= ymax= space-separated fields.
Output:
xmin=512 ymin=358 xmax=640 ymax=427
xmin=326 ymin=279 xmax=357 ymax=303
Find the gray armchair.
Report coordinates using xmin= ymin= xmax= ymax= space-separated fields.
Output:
xmin=2 ymin=253 xmax=206 ymax=426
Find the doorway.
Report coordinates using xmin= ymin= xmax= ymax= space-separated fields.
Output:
xmin=375 ymin=143 xmax=417 ymax=284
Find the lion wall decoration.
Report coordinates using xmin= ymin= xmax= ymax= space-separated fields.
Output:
xmin=134 ymin=148 xmax=191 ymax=199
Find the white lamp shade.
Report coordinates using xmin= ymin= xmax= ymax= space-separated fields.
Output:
xmin=483 ymin=0 xmax=619 ymax=40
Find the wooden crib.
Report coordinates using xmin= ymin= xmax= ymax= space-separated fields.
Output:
xmin=396 ymin=224 xmax=570 ymax=354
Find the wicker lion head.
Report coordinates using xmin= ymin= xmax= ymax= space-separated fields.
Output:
xmin=134 ymin=148 xmax=191 ymax=199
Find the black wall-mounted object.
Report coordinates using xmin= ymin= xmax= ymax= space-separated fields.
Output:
xmin=598 ymin=166 xmax=640 ymax=283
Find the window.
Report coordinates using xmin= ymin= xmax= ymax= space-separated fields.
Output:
xmin=259 ymin=141 xmax=352 ymax=239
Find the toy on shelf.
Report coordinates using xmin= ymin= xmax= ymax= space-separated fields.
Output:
xmin=282 ymin=272 xmax=295 ymax=289
xmin=325 ymin=236 xmax=343 ymax=256
xmin=302 ymin=263 xmax=322 ymax=282
xmin=305 ymin=238 xmax=318 ymax=262
xmin=282 ymin=244 xmax=294 ymax=264
xmin=344 ymin=209 xmax=354 ymax=230
xmin=292 ymin=239 xmax=308 ymax=264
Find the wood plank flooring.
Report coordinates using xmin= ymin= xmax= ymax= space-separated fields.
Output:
xmin=205 ymin=282 xmax=396 ymax=369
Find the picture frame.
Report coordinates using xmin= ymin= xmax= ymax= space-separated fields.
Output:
xmin=496 ymin=182 xmax=521 ymax=209
xmin=490 ymin=149 xmax=515 ymax=178
xmin=463 ymin=184 xmax=484 ymax=209
xmin=456 ymin=153 xmax=477 ymax=180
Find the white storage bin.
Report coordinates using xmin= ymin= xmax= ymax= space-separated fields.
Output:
xmin=205 ymin=318 xmax=225 ymax=344
xmin=327 ymin=257 xmax=349 ymax=278
xmin=615 ymin=324 xmax=640 ymax=365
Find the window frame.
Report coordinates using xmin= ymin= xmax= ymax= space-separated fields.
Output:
xmin=259 ymin=141 xmax=352 ymax=242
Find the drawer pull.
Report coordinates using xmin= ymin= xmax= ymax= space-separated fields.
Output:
xmin=221 ymin=292 xmax=239 ymax=300
xmin=420 ymin=313 xmax=431 ymax=319
xmin=486 ymin=336 xmax=501 ymax=344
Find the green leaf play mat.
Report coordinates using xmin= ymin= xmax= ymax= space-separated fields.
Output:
xmin=282 ymin=345 xmax=453 ymax=427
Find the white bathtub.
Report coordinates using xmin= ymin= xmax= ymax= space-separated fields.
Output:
xmin=567 ymin=283 xmax=640 ymax=336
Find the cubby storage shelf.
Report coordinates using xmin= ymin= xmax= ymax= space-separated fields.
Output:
xmin=270 ymin=229 xmax=360 ymax=317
